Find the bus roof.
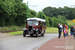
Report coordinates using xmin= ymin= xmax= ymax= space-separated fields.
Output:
xmin=27 ymin=17 xmax=46 ymax=22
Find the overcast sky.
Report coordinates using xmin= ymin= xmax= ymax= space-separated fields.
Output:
xmin=23 ymin=0 xmax=75 ymax=12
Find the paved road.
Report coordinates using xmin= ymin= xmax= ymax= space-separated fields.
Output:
xmin=0 ymin=33 xmax=58 ymax=50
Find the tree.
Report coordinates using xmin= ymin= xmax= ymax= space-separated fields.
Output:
xmin=0 ymin=0 xmax=15 ymax=26
xmin=58 ymin=15 xmax=67 ymax=25
xmin=20 ymin=0 xmax=23 ymax=2
xmin=43 ymin=6 xmax=59 ymax=18
xmin=14 ymin=2 xmax=27 ymax=26
xmin=52 ymin=17 xmax=59 ymax=27
xmin=29 ymin=9 xmax=37 ymax=17
xmin=36 ymin=11 xmax=50 ymax=26
xmin=43 ymin=6 xmax=75 ymax=20
xmin=47 ymin=17 xmax=52 ymax=27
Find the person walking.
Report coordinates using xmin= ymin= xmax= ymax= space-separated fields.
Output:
xmin=70 ymin=25 xmax=74 ymax=35
xmin=60 ymin=24 xmax=62 ymax=28
xmin=60 ymin=24 xmax=63 ymax=36
xmin=73 ymin=25 xmax=75 ymax=39
xmin=63 ymin=28 xmax=67 ymax=39
xmin=58 ymin=23 xmax=62 ymax=41
xmin=65 ymin=24 xmax=69 ymax=36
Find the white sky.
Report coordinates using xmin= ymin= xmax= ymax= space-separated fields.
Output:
xmin=23 ymin=0 xmax=75 ymax=12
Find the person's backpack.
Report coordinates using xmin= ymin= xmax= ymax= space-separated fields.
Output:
xmin=74 ymin=29 xmax=75 ymax=34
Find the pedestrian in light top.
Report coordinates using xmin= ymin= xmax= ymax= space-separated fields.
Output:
xmin=60 ymin=24 xmax=63 ymax=31
xmin=58 ymin=23 xmax=62 ymax=41
xmin=60 ymin=24 xmax=62 ymax=28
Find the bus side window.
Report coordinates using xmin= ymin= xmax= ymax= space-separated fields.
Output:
xmin=44 ymin=23 xmax=46 ymax=26
xmin=40 ymin=22 xmax=42 ymax=30
xmin=40 ymin=22 xmax=46 ymax=26
xmin=40 ymin=22 xmax=42 ymax=26
xmin=42 ymin=22 xmax=44 ymax=26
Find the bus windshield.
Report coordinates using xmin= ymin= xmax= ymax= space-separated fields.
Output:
xmin=27 ymin=21 xmax=38 ymax=25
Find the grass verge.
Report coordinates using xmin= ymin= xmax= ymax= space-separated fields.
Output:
xmin=66 ymin=20 xmax=75 ymax=25
xmin=9 ymin=31 xmax=23 ymax=35
xmin=9 ymin=27 xmax=70 ymax=35
xmin=46 ymin=27 xmax=58 ymax=33
xmin=9 ymin=27 xmax=58 ymax=35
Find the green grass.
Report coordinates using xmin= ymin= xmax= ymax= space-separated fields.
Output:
xmin=9 ymin=31 xmax=23 ymax=35
xmin=66 ymin=20 xmax=75 ymax=25
xmin=46 ymin=27 xmax=58 ymax=33
xmin=9 ymin=27 xmax=71 ymax=35
xmin=9 ymin=27 xmax=58 ymax=35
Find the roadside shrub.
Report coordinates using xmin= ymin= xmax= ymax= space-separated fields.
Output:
xmin=13 ymin=26 xmax=18 ymax=30
xmin=52 ymin=17 xmax=59 ymax=27
xmin=6 ymin=28 xmax=9 ymax=31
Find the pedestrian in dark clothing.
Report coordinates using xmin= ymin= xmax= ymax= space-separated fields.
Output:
xmin=58 ymin=23 xmax=62 ymax=41
xmin=70 ymin=25 xmax=74 ymax=35
xmin=73 ymin=25 xmax=75 ymax=39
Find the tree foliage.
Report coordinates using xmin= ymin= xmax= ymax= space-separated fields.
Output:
xmin=0 ymin=0 xmax=37 ymax=27
xmin=36 ymin=12 xmax=67 ymax=27
xmin=43 ymin=6 xmax=75 ymax=20
xmin=0 ymin=0 xmax=68 ymax=27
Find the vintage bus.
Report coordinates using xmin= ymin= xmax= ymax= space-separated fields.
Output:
xmin=23 ymin=17 xmax=46 ymax=37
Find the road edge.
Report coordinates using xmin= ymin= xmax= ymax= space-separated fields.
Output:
xmin=35 ymin=37 xmax=57 ymax=50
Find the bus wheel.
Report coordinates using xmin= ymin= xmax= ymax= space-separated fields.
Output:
xmin=41 ymin=34 xmax=44 ymax=36
xmin=36 ymin=31 xmax=39 ymax=37
xmin=23 ymin=32 xmax=26 ymax=37
xmin=41 ymin=31 xmax=45 ymax=36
